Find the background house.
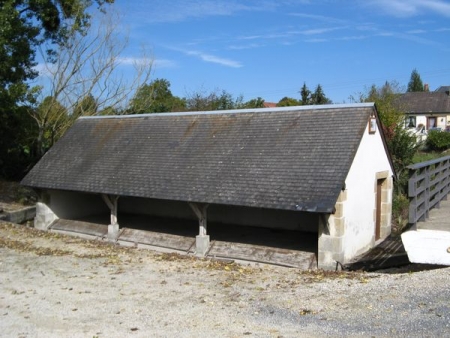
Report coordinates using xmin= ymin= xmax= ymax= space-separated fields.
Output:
xmin=22 ymin=104 xmax=394 ymax=270
xmin=397 ymin=90 xmax=450 ymax=132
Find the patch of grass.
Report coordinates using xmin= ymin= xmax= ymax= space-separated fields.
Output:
xmin=392 ymin=193 xmax=410 ymax=235
xmin=157 ymin=252 xmax=195 ymax=262
xmin=0 ymin=237 xmax=72 ymax=256
xmin=296 ymin=269 xmax=369 ymax=283
xmin=413 ymin=151 xmax=449 ymax=164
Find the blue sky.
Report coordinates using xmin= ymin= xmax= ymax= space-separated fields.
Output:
xmin=115 ymin=0 xmax=450 ymax=104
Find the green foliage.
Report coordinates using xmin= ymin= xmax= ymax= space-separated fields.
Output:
xmin=73 ymin=94 xmax=98 ymax=117
xmin=129 ymin=79 xmax=186 ymax=114
xmin=426 ymin=130 xmax=450 ymax=151
xmin=185 ymin=88 xmax=243 ymax=112
xmin=0 ymin=107 xmax=39 ymax=179
xmin=412 ymin=151 xmax=445 ymax=163
xmin=387 ymin=125 xmax=419 ymax=188
xmin=310 ymin=84 xmax=331 ymax=104
xmin=365 ymin=82 xmax=404 ymax=128
xmin=407 ymin=69 xmax=424 ymax=92
xmin=359 ymin=81 xmax=418 ymax=196
xmin=300 ymin=83 xmax=310 ymax=105
xmin=243 ymin=97 xmax=265 ymax=108
xmin=35 ymin=96 xmax=69 ymax=154
xmin=277 ymin=97 xmax=301 ymax=107
xmin=0 ymin=0 xmax=113 ymax=179
xmin=298 ymin=83 xmax=332 ymax=105
xmin=392 ymin=193 xmax=410 ymax=235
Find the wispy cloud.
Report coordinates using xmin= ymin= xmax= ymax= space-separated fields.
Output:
xmin=118 ymin=57 xmax=154 ymax=66
xmin=153 ymin=59 xmax=178 ymax=69
xmin=139 ymin=0 xmax=277 ymax=23
xmin=337 ymin=35 xmax=368 ymax=41
xmin=366 ymin=0 xmax=450 ymax=17
xmin=228 ymin=43 xmax=265 ymax=50
xmin=299 ymin=27 xmax=344 ymax=35
xmin=289 ymin=12 xmax=347 ymax=24
xmin=305 ymin=38 xmax=328 ymax=43
xmin=237 ymin=32 xmax=291 ymax=41
xmin=119 ymin=56 xmax=176 ymax=70
xmin=406 ymin=29 xmax=427 ymax=34
xmin=185 ymin=50 xmax=243 ymax=68
xmin=236 ymin=26 xmax=344 ymax=44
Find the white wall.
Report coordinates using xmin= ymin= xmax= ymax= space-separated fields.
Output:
xmin=415 ymin=115 xmax=447 ymax=130
xmin=342 ymin=122 xmax=393 ymax=260
xmin=416 ymin=116 xmax=427 ymax=129
xmin=436 ymin=116 xmax=447 ymax=129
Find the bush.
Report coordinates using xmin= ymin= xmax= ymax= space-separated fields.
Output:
xmin=426 ymin=130 xmax=450 ymax=151
xmin=392 ymin=193 xmax=409 ymax=235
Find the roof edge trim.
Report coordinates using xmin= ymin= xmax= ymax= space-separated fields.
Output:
xmin=81 ymin=103 xmax=376 ymax=120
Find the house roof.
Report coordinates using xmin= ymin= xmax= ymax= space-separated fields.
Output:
xmin=22 ymin=103 xmax=379 ymax=213
xmin=435 ymin=86 xmax=450 ymax=94
xmin=263 ymin=102 xmax=277 ymax=108
xmin=396 ymin=92 xmax=450 ymax=114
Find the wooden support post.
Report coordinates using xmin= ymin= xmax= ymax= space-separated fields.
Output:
xmin=102 ymin=194 xmax=120 ymax=241
xmin=189 ymin=202 xmax=210 ymax=256
xmin=189 ymin=202 xmax=209 ymax=236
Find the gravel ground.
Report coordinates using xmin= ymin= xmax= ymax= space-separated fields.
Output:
xmin=0 ymin=221 xmax=449 ymax=338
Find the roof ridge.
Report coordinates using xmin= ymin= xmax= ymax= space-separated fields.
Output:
xmin=81 ymin=103 xmax=375 ymax=120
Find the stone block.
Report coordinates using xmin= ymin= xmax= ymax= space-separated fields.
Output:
xmin=334 ymin=203 xmax=344 ymax=218
xmin=107 ymin=223 xmax=120 ymax=241
xmin=319 ymin=234 xmax=344 ymax=255
xmin=380 ymin=224 xmax=391 ymax=239
xmin=386 ymin=177 xmax=393 ymax=189
xmin=318 ymin=250 xmax=344 ymax=270
xmin=195 ymin=235 xmax=210 ymax=256
xmin=337 ymin=190 xmax=347 ymax=202
xmin=34 ymin=202 xmax=57 ymax=230
xmin=330 ymin=217 xmax=345 ymax=237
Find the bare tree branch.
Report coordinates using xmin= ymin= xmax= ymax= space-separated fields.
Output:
xmin=31 ymin=7 xmax=153 ymax=155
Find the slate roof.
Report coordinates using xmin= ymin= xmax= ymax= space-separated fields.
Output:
xmin=22 ymin=104 xmax=379 ymax=213
xmin=435 ymin=86 xmax=450 ymax=94
xmin=396 ymin=92 xmax=450 ymax=114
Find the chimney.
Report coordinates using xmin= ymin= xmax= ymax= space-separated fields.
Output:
xmin=424 ymin=83 xmax=429 ymax=92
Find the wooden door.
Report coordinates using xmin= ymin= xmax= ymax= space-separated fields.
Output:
xmin=375 ymin=179 xmax=383 ymax=240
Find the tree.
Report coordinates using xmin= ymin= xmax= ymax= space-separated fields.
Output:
xmin=243 ymin=97 xmax=265 ymax=108
xmin=34 ymin=96 xmax=68 ymax=154
xmin=73 ymin=94 xmax=98 ymax=117
xmin=129 ymin=79 xmax=186 ymax=114
xmin=0 ymin=106 xmax=38 ymax=179
xmin=185 ymin=88 xmax=243 ymax=111
xmin=310 ymin=84 xmax=332 ymax=105
xmin=360 ymin=81 xmax=418 ymax=190
xmin=299 ymin=83 xmax=331 ymax=105
xmin=32 ymin=8 xmax=152 ymax=155
xmin=365 ymin=82 xmax=404 ymax=128
xmin=407 ymin=69 xmax=424 ymax=92
xmin=277 ymin=97 xmax=301 ymax=107
xmin=0 ymin=0 xmax=113 ymax=178
xmin=300 ymin=83 xmax=311 ymax=105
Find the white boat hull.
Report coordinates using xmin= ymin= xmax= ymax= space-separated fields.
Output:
xmin=401 ymin=229 xmax=450 ymax=266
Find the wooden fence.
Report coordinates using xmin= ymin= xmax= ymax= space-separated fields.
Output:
xmin=408 ymin=155 xmax=450 ymax=225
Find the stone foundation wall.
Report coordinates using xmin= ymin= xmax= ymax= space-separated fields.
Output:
xmin=318 ymin=190 xmax=347 ymax=270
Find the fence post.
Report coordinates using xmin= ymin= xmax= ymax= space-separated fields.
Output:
xmin=408 ymin=168 xmax=418 ymax=225
xmin=422 ymin=166 xmax=430 ymax=221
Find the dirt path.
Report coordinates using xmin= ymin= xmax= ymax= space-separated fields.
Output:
xmin=0 ymin=221 xmax=449 ymax=338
